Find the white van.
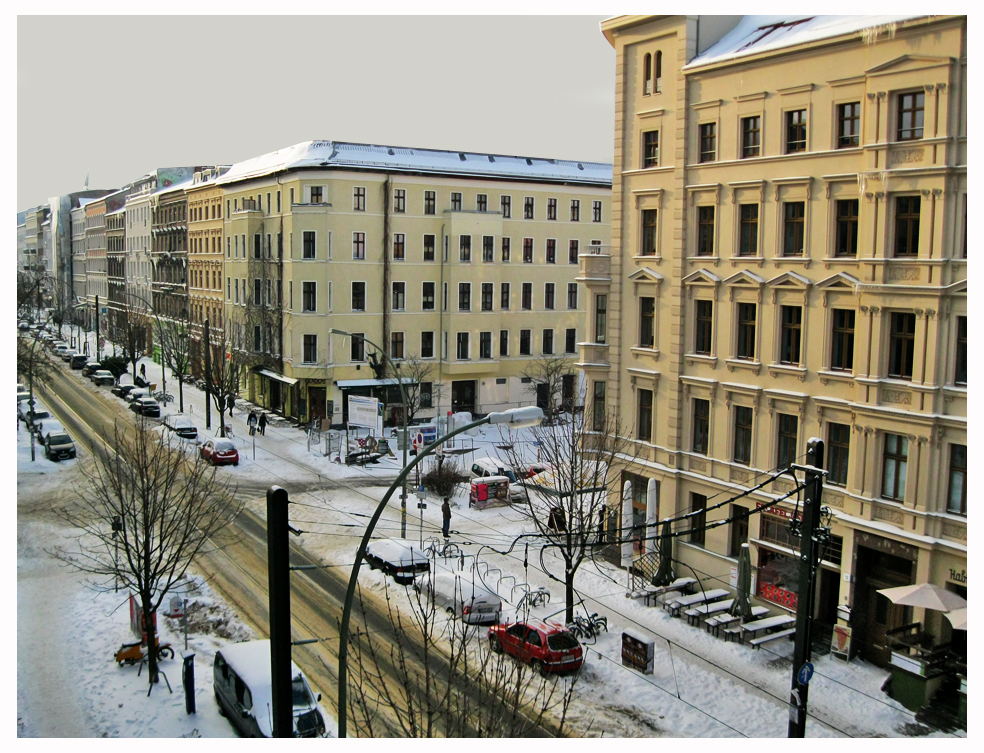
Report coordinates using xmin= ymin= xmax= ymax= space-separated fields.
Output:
xmin=469 ymin=457 xmax=525 ymax=502
xmin=213 ymin=640 xmax=327 ymax=738
xmin=417 ymin=572 xmax=502 ymax=624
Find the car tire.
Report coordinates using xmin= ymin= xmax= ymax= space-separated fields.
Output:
xmin=233 ymin=461 xmax=239 ymax=467
xmin=446 ymin=607 xmax=456 ymax=617
xmin=531 ymin=659 xmax=547 ymax=677
xmin=489 ymin=636 xmax=503 ymax=654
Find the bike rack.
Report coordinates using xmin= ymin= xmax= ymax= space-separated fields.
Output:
xmin=472 ymin=560 xmax=489 ymax=578
xmin=497 ymin=574 xmax=516 ymax=595
xmin=511 ymin=583 xmax=530 ymax=603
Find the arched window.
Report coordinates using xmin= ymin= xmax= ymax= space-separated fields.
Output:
xmin=655 ymin=51 xmax=662 ymax=94
xmin=644 ymin=53 xmax=652 ymax=96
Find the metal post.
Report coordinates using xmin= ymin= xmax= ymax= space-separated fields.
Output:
xmin=266 ymin=485 xmax=293 ymax=738
xmin=95 ymin=295 xmax=100 ymax=360
xmin=203 ymin=318 xmax=211 ymax=431
xmin=787 ymin=438 xmax=825 ymax=738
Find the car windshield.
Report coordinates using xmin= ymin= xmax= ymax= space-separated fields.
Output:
xmin=215 ymin=440 xmax=235 ymax=451
xmin=291 ymin=675 xmax=314 ymax=707
xmin=49 ymin=434 xmax=73 ymax=445
xmin=502 ymin=469 xmax=518 ymax=483
xmin=547 ymin=631 xmax=580 ymax=651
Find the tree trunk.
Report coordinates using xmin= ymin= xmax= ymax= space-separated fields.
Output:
xmin=565 ymin=571 xmax=575 ymax=625
xmin=141 ymin=590 xmax=159 ymax=685
xmin=217 ymin=395 xmax=227 ymax=437
xmin=178 ymin=379 xmax=184 ymax=413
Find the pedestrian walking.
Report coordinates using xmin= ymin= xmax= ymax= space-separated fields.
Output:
xmin=226 ymin=394 xmax=234 ymax=417
xmin=442 ymin=497 xmax=451 ymax=538
xmin=258 ymin=412 xmax=267 ymax=436
xmin=248 ymin=411 xmax=257 ymax=436
xmin=140 ymin=363 xmax=146 ymax=379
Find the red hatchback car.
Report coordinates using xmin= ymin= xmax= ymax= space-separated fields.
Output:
xmin=488 ymin=620 xmax=583 ymax=675
xmin=200 ymin=438 xmax=239 ymax=466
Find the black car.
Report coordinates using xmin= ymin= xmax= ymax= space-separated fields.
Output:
xmin=364 ymin=539 xmax=431 ymax=584
xmin=81 ymin=361 xmax=102 ymax=377
xmin=112 ymin=383 xmax=137 ymax=399
xmin=130 ymin=397 xmax=161 ymax=418
xmin=44 ymin=431 xmax=77 ymax=461
xmin=163 ymin=414 xmax=198 ymax=440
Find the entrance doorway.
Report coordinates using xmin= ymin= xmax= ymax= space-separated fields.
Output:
xmin=853 ymin=546 xmax=914 ymax=667
xmin=562 ymin=374 xmax=576 ymax=410
xmin=269 ymin=380 xmax=282 ymax=412
xmin=309 ymin=386 xmax=326 ymax=422
xmin=535 ymin=383 xmax=550 ymax=412
xmin=451 ymin=380 xmax=476 ymax=414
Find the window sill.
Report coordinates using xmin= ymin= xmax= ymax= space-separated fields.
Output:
xmin=768 ymin=256 xmax=812 ymax=267
xmin=630 ymin=346 xmax=660 ymax=359
xmin=728 ymin=256 xmax=765 ymax=267
xmin=684 ymin=353 xmax=717 ymax=366
xmin=725 ymin=359 xmax=761 ymax=375
xmin=768 ymin=363 xmax=808 ymax=381
xmin=687 ymin=255 xmax=721 ymax=266
xmin=817 ymin=369 xmax=855 ymax=386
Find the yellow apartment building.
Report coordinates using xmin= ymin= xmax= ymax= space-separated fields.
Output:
xmin=598 ymin=15 xmax=966 ymax=666
xmin=218 ymin=141 xmax=611 ymax=427
xmin=186 ymin=168 xmax=228 ymax=374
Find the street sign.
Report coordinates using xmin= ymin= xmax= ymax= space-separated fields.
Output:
xmin=797 ymin=662 xmax=814 ymax=686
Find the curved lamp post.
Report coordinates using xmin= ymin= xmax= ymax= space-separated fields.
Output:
xmin=336 ymin=406 xmax=544 ymax=737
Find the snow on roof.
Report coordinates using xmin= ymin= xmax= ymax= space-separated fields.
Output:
xmin=217 ymin=140 xmax=612 ymax=188
xmin=684 ymin=15 xmax=930 ymax=70
xmin=153 ymin=175 xmax=195 ymax=196
xmin=76 ymin=197 xmax=101 ymax=208
xmin=217 ymin=640 xmax=304 ymax=737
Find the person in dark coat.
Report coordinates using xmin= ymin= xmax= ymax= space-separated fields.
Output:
xmin=140 ymin=363 xmax=146 ymax=379
xmin=258 ymin=412 xmax=267 ymax=435
xmin=226 ymin=394 xmax=234 ymax=417
xmin=442 ymin=497 xmax=451 ymax=538
xmin=248 ymin=411 xmax=257 ymax=436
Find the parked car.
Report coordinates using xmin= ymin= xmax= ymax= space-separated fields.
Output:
xmin=91 ymin=370 xmax=116 ymax=386
xmin=416 ymin=572 xmax=501 ymax=624
xmin=60 ymin=348 xmax=79 ymax=363
xmin=470 ymin=457 xmax=525 ymax=502
xmin=52 ymin=343 xmax=69 ymax=358
xmin=27 ymin=409 xmax=52 ymax=432
xmin=111 ymin=383 xmax=137 ymax=399
xmin=81 ymin=361 xmax=102 ymax=377
xmin=125 ymin=388 xmax=150 ymax=404
xmin=130 ymin=397 xmax=161 ymax=418
xmin=364 ymin=538 xmax=430 ymax=585
xmin=200 ymin=438 xmax=239 ymax=466
xmin=18 ymin=320 xmax=30 ymax=331
xmin=487 ymin=620 xmax=583 ymax=676
xmin=43 ymin=431 xmax=77 ymax=462
xmin=163 ymin=414 xmax=198 ymax=441
xmin=17 ymin=390 xmax=31 ymax=405
xmin=70 ymin=353 xmax=89 ymax=370
xmin=213 ymin=640 xmax=327 ymax=738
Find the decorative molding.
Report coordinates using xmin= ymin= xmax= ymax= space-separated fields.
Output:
xmin=890 ymin=149 xmax=925 ymax=165
xmin=887 ymin=266 xmax=920 ymax=281
xmin=689 ymin=457 xmax=707 ymax=472
xmin=874 ymin=505 xmax=904 ymax=525
xmin=824 ymin=493 xmax=844 ymax=508
xmin=941 ymin=520 xmax=967 ymax=540
xmin=730 ymin=468 xmax=750 ymax=484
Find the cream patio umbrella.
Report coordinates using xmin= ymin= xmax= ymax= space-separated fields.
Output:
xmin=944 ymin=607 xmax=967 ymax=631
xmin=877 ymin=583 xmax=967 ymax=612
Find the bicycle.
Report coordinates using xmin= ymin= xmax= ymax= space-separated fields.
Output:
xmin=154 ymin=391 xmax=174 ymax=405
xmin=516 ymin=587 xmax=551 ymax=612
xmin=566 ymin=612 xmax=608 ymax=642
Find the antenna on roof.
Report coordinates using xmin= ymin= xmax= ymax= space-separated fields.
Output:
xmin=525 ymin=158 xmax=533 ymax=165
xmin=459 ymin=153 xmax=467 ymax=161
xmin=388 ymin=148 xmax=395 ymax=155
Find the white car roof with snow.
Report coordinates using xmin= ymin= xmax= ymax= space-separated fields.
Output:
xmin=216 ymin=640 xmax=303 ymax=738
xmin=167 ymin=415 xmax=194 ymax=426
xmin=366 ymin=538 xmax=427 ymax=564
xmin=213 ymin=438 xmax=235 ymax=450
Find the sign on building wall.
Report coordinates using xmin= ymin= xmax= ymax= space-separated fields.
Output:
xmin=348 ymin=395 xmax=382 ymax=432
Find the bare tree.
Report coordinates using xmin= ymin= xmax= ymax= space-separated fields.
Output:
xmin=395 ymin=355 xmax=435 ymax=426
xmin=521 ymin=352 xmax=577 ymax=422
xmin=345 ymin=579 xmax=577 ymax=737
xmin=48 ymin=423 xmax=244 ymax=687
xmin=202 ymin=314 xmax=254 ymax=438
xmin=110 ymin=293 xmax=151 ymax=381
xmin=501 ymin=393 xmax=635 ymax=624
xmin=157 ymin=316 xmax=192 ymax=413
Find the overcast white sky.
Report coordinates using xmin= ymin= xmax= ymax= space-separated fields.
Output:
xmin=16 ymin=13 xmax=615 ymax=210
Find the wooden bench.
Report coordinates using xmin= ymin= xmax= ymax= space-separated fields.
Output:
xmin=749 ymin=628 xmax=796 ymax=649
xmin=665 ymin=589 xmax=730 ymax=618
xmin=723 ymin=626 xmax=744 ymax=642
xmin=642 ymin=577 xmax=696 ymax=607
xmin=685 ymin=598 xmax=734 ymax=626
xmin=705 ymin=606 xmax=769 ymax=637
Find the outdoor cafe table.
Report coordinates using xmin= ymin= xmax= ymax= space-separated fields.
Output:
xmin=705 ymin=606 xmax=769 ymax=637
xmin=685 ymin=598 xmax=734 ymax=626
xmin=665 ymin=588 xmax=730 ymax=618
xmin=737 ymin=613 xmax=796 ymax=644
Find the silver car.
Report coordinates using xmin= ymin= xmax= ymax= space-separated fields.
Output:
xmin=416 ymin=572 xmax=501 ymax=624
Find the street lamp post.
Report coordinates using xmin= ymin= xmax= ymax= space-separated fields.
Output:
xmin=335 ymin=406 xmax=544 ymax=738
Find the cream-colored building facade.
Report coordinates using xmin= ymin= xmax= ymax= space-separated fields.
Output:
xmin=598 ymin=15 xmax=966 ymax=665
xmin=217 ymin=141 xmax=611 ymax=426
xmin=186 ymin=169 xmax=228 ymax=374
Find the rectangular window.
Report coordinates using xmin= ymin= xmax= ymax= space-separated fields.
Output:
xmin=643 ymin=130 xmax=659 ymax=167
xmin=499 ymin=330 xmax=509 ymax=357
xmin=458 ymin=283 xmax=471 ymax=311
xmin=741 ymin=116 xmax=761 ymax=158
xmin=837 ymin=102 xmax=860 ymax=148
xmin=697 ymin=206 xmax=715 ymax=256
xmin=882 ymin=433 xmax=908 ymax=501
xmin=459 ymin=235 xmax=471 ymax=262
xmin=424 ymin=191 xmax=436 ymax=215
xmin=301 ymin=231 xmax=316 ymax=259
xmin=523 ymin=238 xmax=533 ymax=263
xmin=642 ymin=209 xmax=658 ymax=256
xmin=422 ymin=282 xmax=436 ymax=311
xmin=394 ymin=189 xmax=406 ymax=213
xmin=593 ymin=201 xmax=602 ymax=223
xmin=699 ymin=122 xmax=716 ymax=162
xmin=692 ymin=399 xmax=709 ymax=454
xmin=785 ymin=109 xmax=807 ymax=153
xmin=830 ymin=309 xmax=855 ymax=371
xmin=835 ymin=199 xmax=859 ymax=257
xmin=390 ymin=331 xmax=404 ymax=360
xmin=235 ymin=235 xmax=239 ymax=257
xmin=897 ymin=91 xmax=924 ymax=141
xmin=479 ymin=331 xmax=492 ymax=359
xmin=569 ymin=239 xmax=579 ymax=264
xmin=253 ymin=279 xmax=261 ymax=305
xmin=734 ymin=406 xmax=752 ymax=465
xmin=638 ymin=389 xmax=653 ymax=442
xmin=779 ymin=306 xmax=802 ymax=365
xmin=351 ymin=282 xmax=366 ymax=311
xmin=521 ymin=283 xmax=532 ymax=310
xmin=690 ymin=494 xmax=707 ymax=546
xmin=524 ymin=197 xmax=534 ymax=219
xmin=477 ymin=235 xmax=494 ymax=263
xmin=456 ymin=332 xmax=469 ymax=360
xmin=519 ymin=329 xmax=531 ymax=356
xmin=254 ymin=234 xmax=262 ymax=259
xmin=783 ymin=202 xmax=805 ymax=256
xmin=226 ymin=237 xmax=231 ymax=258
xmin=302 ymin=334 xmax=317 ymax=363
xmin=593 ymin=381 xmax=606 ymax=431
xmin=474 ymin=193 xmax=487 ymax=213
xmin=352 ymin=232 xmax=365 ymax=260
xmin=955 ymin=316 xmax=967 ymax=385
xmin=353 ymin=187 xmax=365 ymax=211
xmin=501 ymin=237 xmax=511 ymax=263
xmin=253 ymin=325 xmax=261 ymax=351
xmin=423 ymin=234 xmax=436 ymax=262
xmin=482 ymin=283 xmax=493 ymax=311
xmin=729 ymin=505 xmax=750 ymax=557
xmin=302 ymin=281 xmax=317 ymax=313
xmin=777 ymin=413 xmax=798 ymax=471
xmin=827 ymin=422 xmax=851 ymax=487
xmin=500 ymin=283 xmax=510 ymax=309
xmin=895 ymin=196 xmax=920 ymax=257
xmin=595 ymin=294 xmax=607 ymax=344
xmin=500 ymin=195 xmax=511 ymax=218
xmin=421 ymin=331 xmax=435 ymax=359
xmin=739 ymin=204 xmax=758 ymax=256
xmin=948 ymin=444 xmax=967 ymax=515
xmin=570 ymin=200 xmax=580 ymax=221
xmin=392 ymin=281 xmax=405 ymax=311
xmin=695 ymin=300 xmax=713 ymax=355
xmin=544 ymin=283 xmax=555 ymax=310
xmin=889 ymin=312 xmax=916 ymax=379
xmin=546 ymin=239 xmax=556 ymax=264
xmin=310 ymin=186 xmax=322 ymax=204
xmin=567 ymin=282 xmax=578 ymax=310
xmin=737 ymin=303 xmax=756 ymax=360
xmin=547 ymin=198 xmax=557 ymax=220
xmin=639 ymin=297 xmax=655 ymax=348
xmin=351 ymin=333 xmax=365 ymax=362
xmin=542 ymin=329 xmax=554 ymax=355
xmin=566 ymin=328 xmax=576 ymax=354
xmin=393 ymin=233 xmax=405 ymax=261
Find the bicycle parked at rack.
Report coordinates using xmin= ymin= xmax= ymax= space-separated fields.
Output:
xmin=153 ymin=390 xmax=174 ymax=405
xmin=566 ymin=612 xmax=608 ymax=642
xmin=516 ymin=587 xmax=551 ymax=612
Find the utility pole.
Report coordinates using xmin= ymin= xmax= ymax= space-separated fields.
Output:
xmin=95 ymin=294 xmax=100 ymax=360
xmin=787 ymin=438 xmax=826 ymax=738
xmin=267 ymin=486 xmax=293 ymax=738
xmin=203 ymin=317 xmax=211 ymax=430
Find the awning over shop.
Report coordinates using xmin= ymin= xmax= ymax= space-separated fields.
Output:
xmin=253 ymin=368 xmax=298 ymax=385
xmin=335 ymin=378 xmax=414 ymax=388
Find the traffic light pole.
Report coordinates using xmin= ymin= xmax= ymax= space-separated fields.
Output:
xmin=787 ymin=438 xmax=825 ymax=738
xmin=267 ymin=486 xmax=293 ymax=738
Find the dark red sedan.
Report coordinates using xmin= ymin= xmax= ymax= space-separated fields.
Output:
xmin=200 ymin=438 xmax=239 ymax=466
xmin=488 ymin=620 xmax=583 ymax=675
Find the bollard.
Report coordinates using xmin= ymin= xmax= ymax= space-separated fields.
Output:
xmin=181 ymin=651 xmax=196 ymax=714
